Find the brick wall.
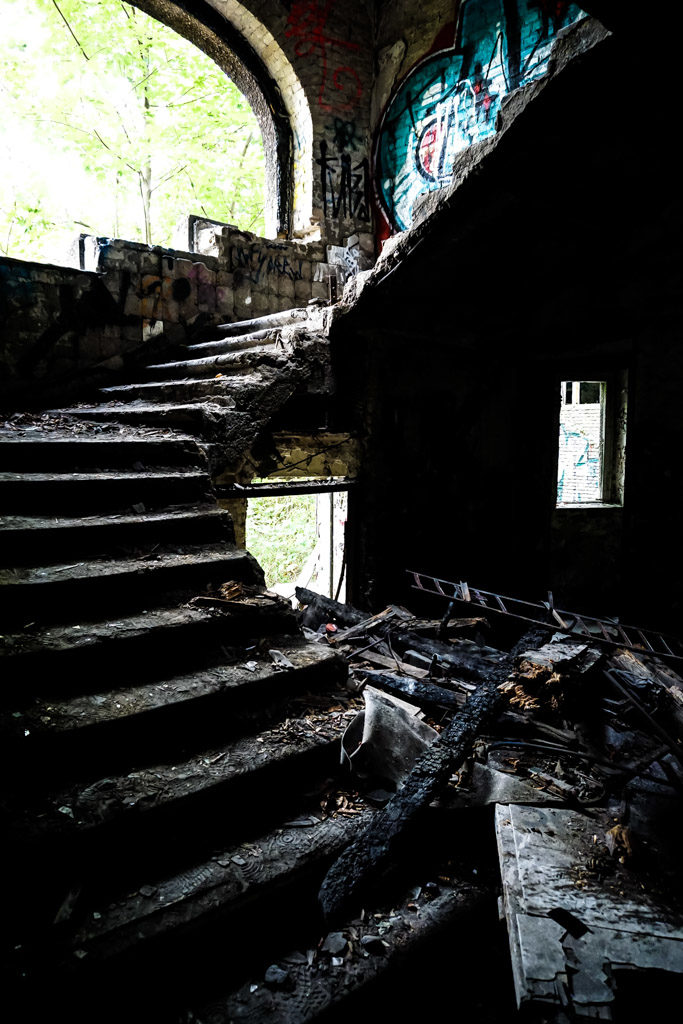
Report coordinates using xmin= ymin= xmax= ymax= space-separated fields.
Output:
xmin=205 ymin=1 xmax=375 ymax=247
xmin=557 ymin=401 xmax=603 ymax=504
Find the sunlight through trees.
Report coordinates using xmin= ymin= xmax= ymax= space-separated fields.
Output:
xmin=0 ymin=0 xmax=266 ymax=264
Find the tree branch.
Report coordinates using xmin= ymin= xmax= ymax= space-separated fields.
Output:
xmin=51 ymin=0 xmax=89 ymax=61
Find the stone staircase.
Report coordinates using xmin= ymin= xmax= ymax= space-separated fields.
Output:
xmin=0 ymin=310 xmax=504 ymax=1023
xmin=52 ymin=305 xmax=330 ymax=460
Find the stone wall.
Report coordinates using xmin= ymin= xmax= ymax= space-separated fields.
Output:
xmin=0 ymin=223 xmax=335 ymax=406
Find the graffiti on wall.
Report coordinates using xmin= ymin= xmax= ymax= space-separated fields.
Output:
xmin=285 ymin=0 xmax=363 ymax=114
xmin=376 ymin=0 xmax=584 ymax=231
xmin=316 ymin=140 xmax=370 ymax=221
xmin=231 ymin=243 xmax=304 ymax=285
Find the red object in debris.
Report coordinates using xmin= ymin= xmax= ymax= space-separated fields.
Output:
xmin=325 ymin=623 xmax=338 ymax=635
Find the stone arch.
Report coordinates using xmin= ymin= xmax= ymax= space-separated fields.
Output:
xmin=129 ymin=0 xmax=314 ymax=238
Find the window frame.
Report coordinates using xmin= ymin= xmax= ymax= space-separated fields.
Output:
xmin=555 ymin=369 xmax=628 ymax=509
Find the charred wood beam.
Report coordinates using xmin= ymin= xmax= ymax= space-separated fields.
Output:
xmin=390 ymin=631 xmax=489 ymax=682
xmin=318 ymin=631 xmax=545 ymax=922
xmin=295 ymin=588 xmax=367 ymax=628
xmin=360 ymin=670 xmax=465 ymax=713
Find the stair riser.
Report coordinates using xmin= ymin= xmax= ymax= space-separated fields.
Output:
xmin=101 ymin=380 xmax=240 ymax=405
xmin=0 ymin=476 xmax=212 ymax=515
xmin=0 ymin=613 xmax=298 ymax=699
xmin=0 ymin=553 xmax=262 ymax=626
xmin=0 ymin=513 xmax=234 ymax=565
xmin=63 ymin=408 xmax=222 ymax=435
xmin=0 ymin=439 xmax=206 ymax=472
xmin=141 ymin=357 xmax=272 ymax=382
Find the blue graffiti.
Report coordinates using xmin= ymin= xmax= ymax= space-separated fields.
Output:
xmin=377 ymin=0 xmax=585 ymax=231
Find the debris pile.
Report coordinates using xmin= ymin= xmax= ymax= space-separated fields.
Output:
xmin=291 ymin=585 xmax=683 ymax=1021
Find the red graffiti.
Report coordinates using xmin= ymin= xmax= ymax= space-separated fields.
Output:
xmin=285 ymin=1 xmax=362 ymax=114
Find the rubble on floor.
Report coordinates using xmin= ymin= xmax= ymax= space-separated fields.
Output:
xmin=295 ymin=587 xmax=683 ymax=1021
xmin=3 ymin=409 xmax=683 ymax=1024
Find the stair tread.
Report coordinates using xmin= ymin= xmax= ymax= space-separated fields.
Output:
xmin=1 ymin=604 xmax=221 ymax=656
xmin=215 ymin=307 xmax=309 ymax=336
xmin=186 ymin=327 xmax=280 ymax=351
xmin=17 ymin=641 xmax=340 ymax=734
xmin=57 ymin=402 xmax=230 ymax=414
xmin=145 ymin=347 xmax=286 ymax=373
xmin=1 ymin=505 xmax=227 ymax=533
xmin=101 ymin=374 xmax=260 ymax=394
xmin=0 ymin=542 xmax=249 ymax=585
xmin=0 ymin=469 xmax=208 ymax=484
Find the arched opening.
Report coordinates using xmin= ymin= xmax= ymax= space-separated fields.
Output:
xmin=0 ymin=0 xmax=305 ymax=265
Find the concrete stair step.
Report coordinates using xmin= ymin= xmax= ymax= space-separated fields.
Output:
xmin=7 ymin=641 xmax=345 ymax=780
xmin=195 ymin=873 xmax=491 ymax=1024
xmin=68 ymin=809 xmax=370 ymax=976
xmin=99 ymin=376 xmax=249 ymax=405
xmin=0 ymin=602 xmax=298 ymax=697
xmin=0 ymin=434 xmax=206 ymax=472
xmin=0 ymin=543 xmax=262 ymax=625
xmin=213 ymin=307 xmax=309 ymax=337
xmin=9 ymin=709 xmax=350 ymax=867
xmin=0 ymin=468 xmax=212 ymax=515
xmin=143 ymin=345 xmax=286 ymax=381
xmin=53 ymin=402 xmax=234 ymax=436
xmin=0 ymin=506 xmax=234 ymax=564
xmin=186 ymin=326 xmax=282 ymax=357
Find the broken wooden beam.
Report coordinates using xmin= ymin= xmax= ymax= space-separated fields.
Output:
xmin=318 ymin=632 xmax=546 ymax=922
xmin=359 ymin=670 xmax=465 ymax=713
xmin=295 ymin=588 xmax=367 ymax=628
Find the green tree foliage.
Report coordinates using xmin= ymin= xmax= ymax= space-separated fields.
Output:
xmin=246 ymin=494 xmax=317 ymax=588
xmin=0 ymin=0 xmax=265 ymax=264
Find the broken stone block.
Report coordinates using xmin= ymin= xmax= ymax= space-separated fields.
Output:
xmin=264 ymin=964 xmax=292 ymax=990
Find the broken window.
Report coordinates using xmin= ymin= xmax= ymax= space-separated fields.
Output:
xmin=557 ymin=376 xmax=627 ymax=507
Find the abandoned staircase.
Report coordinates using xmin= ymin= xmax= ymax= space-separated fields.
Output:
xmin=0 ymin=306 xmax=504 ymax=1022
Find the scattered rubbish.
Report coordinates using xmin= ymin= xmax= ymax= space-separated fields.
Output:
xmin=292 ymin=584 xmax=683 ymax=1020
xmin=340 ymin=685 xmax=438 ymax=787
xmin=321 ymin=932 xmax=348 ymax=956
xmin=269 ymin=649 xmax=295 ymax=670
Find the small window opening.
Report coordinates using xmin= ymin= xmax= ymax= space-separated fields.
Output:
xmin=557 ymin=376 xmax=627 ymax=507
xmin=246 ymin=487 xmax=347 ymax=603
xmin=557 ymin=380 xmax=606 ymax=505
